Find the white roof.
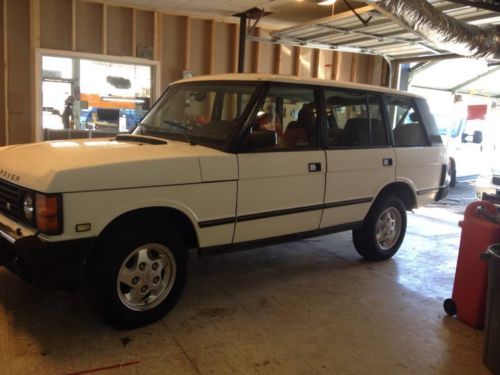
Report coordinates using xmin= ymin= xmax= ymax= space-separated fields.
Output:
xmin=171 ymin=73 xmax=422 ymax=98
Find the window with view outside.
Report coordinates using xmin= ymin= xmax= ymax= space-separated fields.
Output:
xmin=386 ymin=96 xmax=430 ymax=147
xmin=247 ymin=85 xmax=317 ymax=150
xmin=136 ymin=83 xmax=257 ymax=149
xmin=325 ymin=90 xmax=387 ymax=147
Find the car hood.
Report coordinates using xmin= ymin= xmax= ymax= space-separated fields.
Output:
xmin=0 ymin=137 xmax=236 ymax=192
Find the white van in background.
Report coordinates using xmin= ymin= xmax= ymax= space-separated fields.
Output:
xmin=437 ymin=114 xmax=498 ymax=187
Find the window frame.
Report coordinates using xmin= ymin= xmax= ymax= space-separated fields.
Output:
xmin=234 ymin=82 xmax=323 ymax=153
xmin=382 ymin=94 xmax=433 ymax=148
xmin=322 ymin=87 xmax=391 ymax=150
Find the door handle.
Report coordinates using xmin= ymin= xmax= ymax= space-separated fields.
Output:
xmin=383 ymin=158 xmax=393 ymax=167
xmin=308 ymin=163 xmax=322 ymax=172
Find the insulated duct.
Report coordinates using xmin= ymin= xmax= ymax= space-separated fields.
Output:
xmin=366 ymin=0 xmax=500 ymax=60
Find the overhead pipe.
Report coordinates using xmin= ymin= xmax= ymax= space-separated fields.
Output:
xmin=365 ymin=0 xmax=500 ymax=60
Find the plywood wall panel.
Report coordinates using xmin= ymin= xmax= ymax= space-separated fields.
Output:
xmin=337 ymin=52 xmax=353 ymax=82
xmin=258 ymin=29 xmax=273 ymax=74
xmin=75 ymin=1 xmax=102 ymax=54
xmin=298 ymin=47 xmax=313 ymax=78
xmin=214 ymin=22 xmax=233 ymax=74
xmin=279 ymin=45 xmax=294 ymax=76
xmin=371 ymin=56 xmax=384 ymax=86
xmin=160 ymin=15 xmax=185 ymax=88
xmin=107 ymin=6 xmax=132 ymax=56
xmin=356 ymin=54 xmax=370 ymax=84
xmin=136 ymin=10 xmax=154 ymax=58
xmin=6 ymin=0 xmax=31 ymax=145
xmin=190 ymin=19 xmax=210 ymax=76
xmin=40 ymin=0 xmax=71 ymax=50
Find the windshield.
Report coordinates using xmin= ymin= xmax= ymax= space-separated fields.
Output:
xmin=135 ymin=82 xmax=258 ymax=149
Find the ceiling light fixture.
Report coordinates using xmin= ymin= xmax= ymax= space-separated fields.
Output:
xmin=317 ymin=0 xmax=337 ymax=5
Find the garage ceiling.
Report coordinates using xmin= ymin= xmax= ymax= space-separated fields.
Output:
xmin=114 ymin=0 xmax=365 ymax=26
xmin=268 ymin=1 xmax=500 ymax=60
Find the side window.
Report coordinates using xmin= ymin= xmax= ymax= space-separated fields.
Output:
xmin=386 ymin=96 xmax=430 ymax=147
xmin=244 ymin=85 xmax=317 ymax=151
xmin=325 ymin=90 xmax=387 ymax=147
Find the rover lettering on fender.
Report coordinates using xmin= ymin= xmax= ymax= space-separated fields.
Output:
xmin=0 ymin=74 xmax=448 ymax=327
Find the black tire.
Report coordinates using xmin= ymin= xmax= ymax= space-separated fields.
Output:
xmin=443 ymin=298 xmax=457 ymax=316
xmin=449 ymin=161 xmax=456 ymax=188
xmin=85 ymin=222 xmax=187 ymax=328
xmin=352 ymin=195 xmax=407 ymax=261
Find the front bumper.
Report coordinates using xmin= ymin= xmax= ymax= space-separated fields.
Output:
xmin=0 ymin=218 xmax=95 ymax=290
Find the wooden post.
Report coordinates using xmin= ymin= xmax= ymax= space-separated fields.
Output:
xmin=252 ymin=28 xmax=260 ymax=73
xmin=232 ymin=23 xmax=238 ymax=73
xmin=71 ymin=0 xmax=76 ymax=50
xmin=3 ymin=0 xmax=8 ymax=144
xmin=154 ymin=11 xmax=161 ymax=61
xmin=209 ymin=20 xmax=215 ymax=74
xmin=102 ymin=2 xmax=107 ymax=54
xmin=330 ymin=51 xmax=338 ymax=81
xmin=30 ymin=0 xmax=40 ymax=142
xmin=350 ymin=53 xmax=358 ymax=83
xmin=273 ymin=44 xmax=281 ymax=74
xmin=184 ymin=16 xmax=191 ymax=71
xmin=312 ymin=49 xmax=320 ymax=78
xmin=293 ymin=46 xmax=300 ymax=76
xmin=132 ymin=8 xmax=137 ymax=57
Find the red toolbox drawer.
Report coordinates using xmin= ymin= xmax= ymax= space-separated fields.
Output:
xmin=444 ymin=201 xmax=500 ymax=328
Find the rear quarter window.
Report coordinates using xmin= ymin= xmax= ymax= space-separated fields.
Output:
xmin=415 ymin=98 xmax=443 ymax=146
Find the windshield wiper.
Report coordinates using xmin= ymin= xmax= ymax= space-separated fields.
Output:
xmin=162 ymin=120 xmax=197 ymax=145
xmin=115 ymin=134 xmax=167 ymax=145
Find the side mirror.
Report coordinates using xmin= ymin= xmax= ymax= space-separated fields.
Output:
xmin=473 ymin=130 xmax=483 ymax=144
xmin=241 ymin=130 xmax=276 ymax=152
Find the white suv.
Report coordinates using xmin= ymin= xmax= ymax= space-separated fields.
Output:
xmin=0 ymin=74 xmax=448 ymax=327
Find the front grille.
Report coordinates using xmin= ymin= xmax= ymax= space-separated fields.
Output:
xmin=493 ymin=176 xmax=500 ymax=186
xmin=0 ymin=179 xmax=25 ymax=221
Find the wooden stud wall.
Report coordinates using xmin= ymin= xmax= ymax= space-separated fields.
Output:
xmin=107 ymin=6 xmax=132 ymax=57
xmin=40 ymin=0 xmax=71 ymax=51
xmin=75 ymin=1 xmax=102 ymax=54
xmin=6 ymin=0 xmax=31 ymax=145
xmin=1 ymin=0 xmax=390 ymax=145
xmin=0 ymin=0 xmax=6 ymax=145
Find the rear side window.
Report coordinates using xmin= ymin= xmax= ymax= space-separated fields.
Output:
xmin=325 ymin=90 xmax=388 ymax=148
xmin=414 ymin=98 xmax=443 ymax=145
xmin=385 ymin=96 xmax=430 ymax=147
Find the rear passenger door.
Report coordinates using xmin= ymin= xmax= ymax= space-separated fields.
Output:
xmin=321 ymin=89 xmax=395 ymax=229
xmin=235 ymin=84 xmax=326 ymax=243
xmin=385 ymin=95 xmax=445 ymax=202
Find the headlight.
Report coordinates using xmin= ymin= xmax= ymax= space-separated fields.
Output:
xmin=23 ymin=192 xmax=34 ymax=223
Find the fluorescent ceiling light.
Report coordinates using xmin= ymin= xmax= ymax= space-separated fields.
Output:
xmin=317 ymin=0 xmax=337 ymax=5
xmin=101 ymin=97 xmax=145 ymax=103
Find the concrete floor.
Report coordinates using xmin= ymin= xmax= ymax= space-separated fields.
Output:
xmin=0 ymin=180 xmax=493 ymax=374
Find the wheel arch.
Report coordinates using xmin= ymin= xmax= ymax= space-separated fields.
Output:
xmin=374 ymin=182 xmax=417 ymax=211
xmin=84 ymin=206 xmax=199 ymax=270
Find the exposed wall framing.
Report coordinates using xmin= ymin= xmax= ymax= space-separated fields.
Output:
xmin=2 ymin=0 xmax=390 ymax=146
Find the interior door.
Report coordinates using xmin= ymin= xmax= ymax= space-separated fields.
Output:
xmin=234 ymin=85 xmax=326 ymax=243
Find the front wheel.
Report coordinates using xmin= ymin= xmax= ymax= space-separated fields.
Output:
xmin=85 ymin=223 xmax=187 ymax=328
xmin=352 ymin=196 xmax=407 ymax=261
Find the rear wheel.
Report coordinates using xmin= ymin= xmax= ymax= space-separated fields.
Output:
xmin=353 ymin=196 xmax=407 ymax=261
xmin=85 ymin=222 xmax=187 ymax=328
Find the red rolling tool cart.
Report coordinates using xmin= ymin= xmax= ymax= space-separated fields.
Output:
xmin=444 ymin=201 xmax=500 ymax=328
